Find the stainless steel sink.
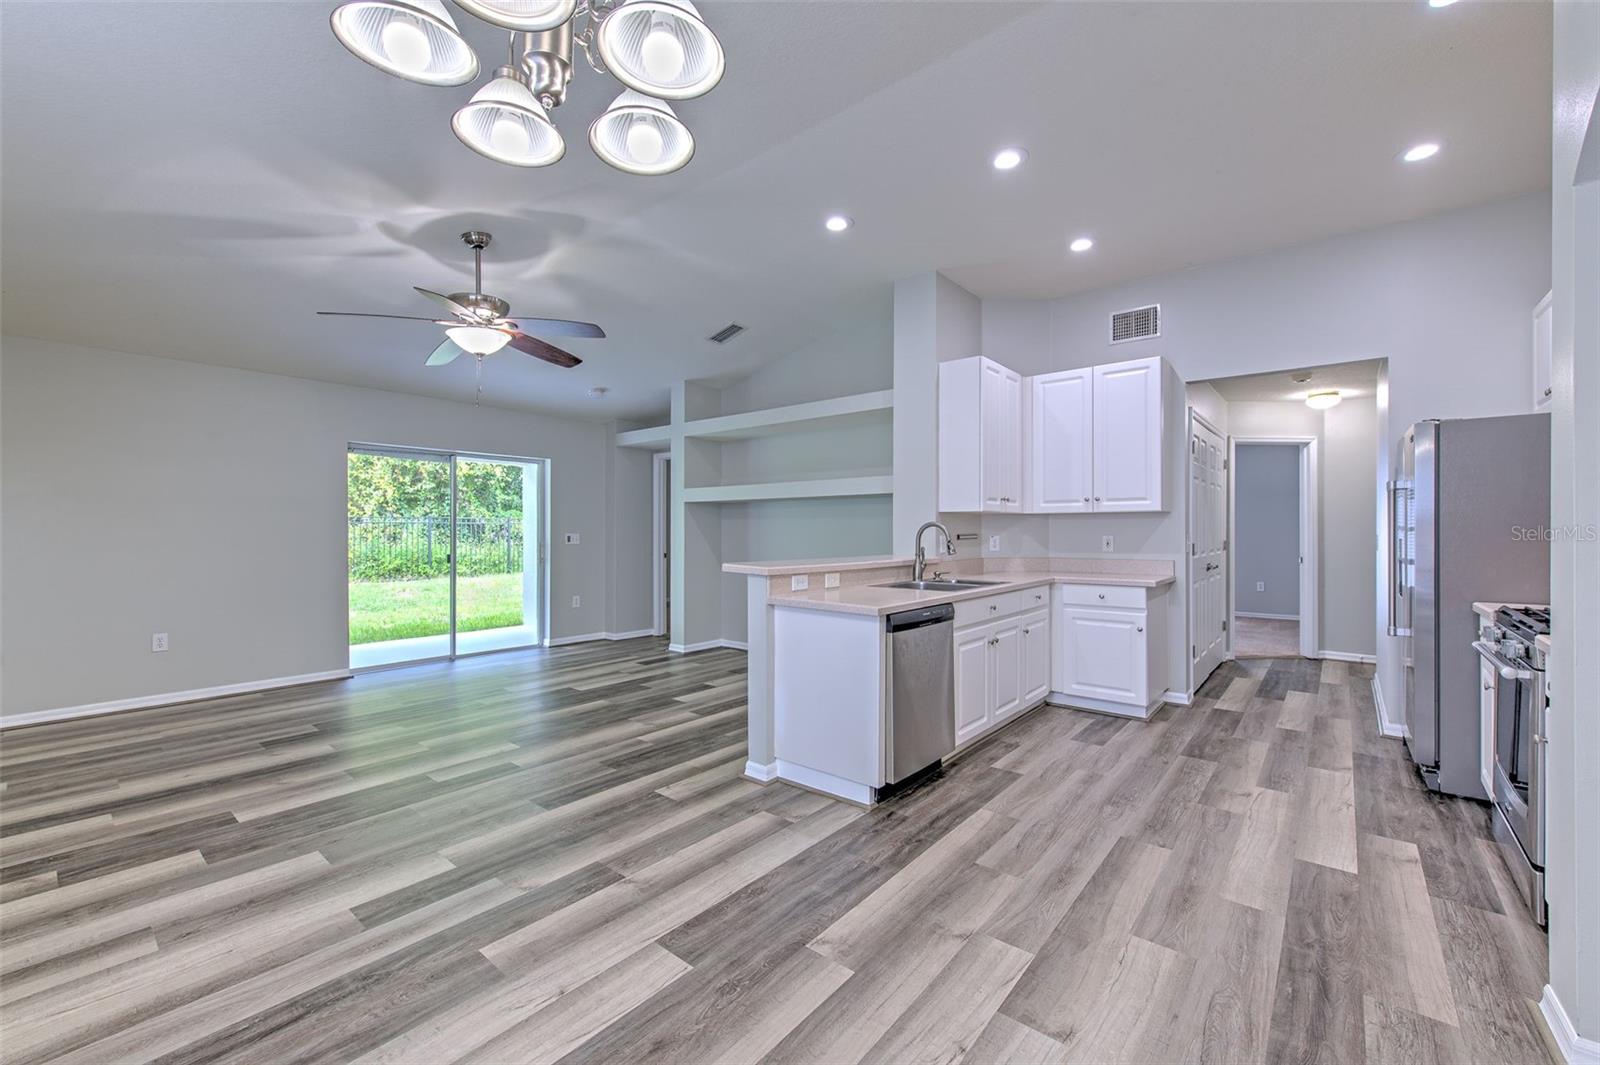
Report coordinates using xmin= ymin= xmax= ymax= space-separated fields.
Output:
xmin=876 ymin=578 xmax=1005 ymax=591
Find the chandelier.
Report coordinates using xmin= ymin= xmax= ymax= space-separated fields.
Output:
xmin=330 ymin=0 xmax=724 ymax=175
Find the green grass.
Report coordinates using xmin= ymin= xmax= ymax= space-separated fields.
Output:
xmin=349 ymin=573 xmax=524 ymax=645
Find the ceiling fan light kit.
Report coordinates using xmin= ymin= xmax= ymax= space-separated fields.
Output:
xmin=331 ymin=0 xmax=725 ymax=174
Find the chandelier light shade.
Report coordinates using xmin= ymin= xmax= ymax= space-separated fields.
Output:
xmin=446 ymin=325 xmax=514 ymax=354
xmin=595 ymin=0 xmax=725 ymax=100
xmin=451 ymin=0 xmax=577 ymax=31
xmin=330 ymin=0 xmax=479 ymax=86
xmin=452 ymin=68 xmax=566 ymax=166
xmin=589 ymin=90 xmax=694 ymax=175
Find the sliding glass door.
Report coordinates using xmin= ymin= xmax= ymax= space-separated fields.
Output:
xmin=347 ymin=447 xmax=545 ymax=669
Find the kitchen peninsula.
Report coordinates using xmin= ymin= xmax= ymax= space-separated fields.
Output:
xmin=728 ymin=554 xmax=1176 ymax=803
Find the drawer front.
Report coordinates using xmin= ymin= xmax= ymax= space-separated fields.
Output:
xmin=953 ymin=587 xmax=1044 ymax=627
xmin=1056 ymin=583 xmax=1149 ymax=610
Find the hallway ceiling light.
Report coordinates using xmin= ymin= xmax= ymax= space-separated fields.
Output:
xmin=589 ymin=91 xmax=694 ymax=175
xmin=992 ymin=147 xmax=1027 ymax=170
xmin=332 ymin=0 xmax=725 ymax=174
xmin=1305 ymin=390 xmax=1343 ymax=409
xmin=1427 ymin=0 xmax=1460 ymax=8
xmin=330 ymin=0 xmax=479 ymax=86
xmin=824 ymin=215 xmax=852 ymax=233
xmin=1402 ymin=141 xmax=1441 ymax=162
xmin=1069 ymin=236 xmax=1094 ymax=253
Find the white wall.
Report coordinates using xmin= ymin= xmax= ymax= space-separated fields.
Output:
xmin=1234 ymin=444 xmax=1301 ymax=618
xmin=1545 ymin=0 xmax=1600 ymax=1046
xmin=0 ymin=335 xmax=641 ymax=717
xmin=981 ymin=193 xmax=1549 ymax=698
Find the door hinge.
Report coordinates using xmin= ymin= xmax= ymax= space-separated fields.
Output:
xmin=1193 ymin=644 xmax=1198 ymax=659
xmin=1222 ymin=619 xmax=1228 ymax=632
xmin=1191 ymin=543 xmax=1198 ymax=556
xmin=1191 ymin=439 xmax=1196 ymax=454
xmin=1222 ymin=458 xmax=1229 ymax=470
xmin=1222 ymin=538 xmax=1228 ymax=550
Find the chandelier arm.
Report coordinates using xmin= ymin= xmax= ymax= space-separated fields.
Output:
xmin=573 ymin=0 xmax=615 ymax=76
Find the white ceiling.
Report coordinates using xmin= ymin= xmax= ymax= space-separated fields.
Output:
xmin=0 ymin=2 xmax=1550 ymax=420
xmin=1205 ymin=358 xmax=1386 ymax=404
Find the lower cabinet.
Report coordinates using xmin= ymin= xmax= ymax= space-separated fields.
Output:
xmin=954 ymin=606 xmax=1048 ymax=747
xmin=1050 ymin=584 xmax=1167 ymax=718
xmin=1479 ymin=655 xmax=1497 ymax=797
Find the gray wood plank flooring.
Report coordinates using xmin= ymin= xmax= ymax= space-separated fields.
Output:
xmin=0 ymin=642 xmax=1552 ymax=1063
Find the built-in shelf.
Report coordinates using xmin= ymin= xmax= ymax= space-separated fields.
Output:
xmin=682 ymin=475 xmax=893 ymax=504
xmin=614 ymin=424 xmax=670 ymax=450
xmin=681 ymin=389 xmax=893 ymax=442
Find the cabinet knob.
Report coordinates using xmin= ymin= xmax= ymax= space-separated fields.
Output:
xmin=990 ymin=604 xmax=998 ymax=612
xmin=1094 ymin=496 xmax=1101 ymax=502
xmin=1083 ymin=497 xmax=1090 ymax=502
xmin=1136 ymin=626 xmax=1144 ymax=633
xmin=1485 ymin=682 xmax=1494 ymax=691
xmin=1544 ymin=388 xmax=1553 ymax=397
xmin=1023 ymin=628 xmax=1030 ymax=635
xmin=1098 ymin=593 xmax=1106 ymax=600
xmin=1034 ymin=593 xmax=1043 ymax=601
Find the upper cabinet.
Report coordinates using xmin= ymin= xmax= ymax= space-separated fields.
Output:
xmin=939 ymin=356 xmax=1022 ymax=513
xmin=1533 ymin=290 xmax=1553 ymax=413
xmin=1015 ymin=355 xmax=1166 ymax=514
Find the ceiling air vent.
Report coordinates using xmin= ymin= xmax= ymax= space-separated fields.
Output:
xmin=1110 ymin=304 xmax=1160 ymax=344
xmin=707 ymin=322 xmax=746 ymax=344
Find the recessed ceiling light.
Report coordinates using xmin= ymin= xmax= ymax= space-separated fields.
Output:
xmin=1069 ymin=237 xmax=1094 ymax=253
xmin=1427 ymin=0 xmax=1459 ymax=8
xmin=824 ymin=214 xmax=851 ymax=233
xmin=992 ymin=148 xmax=1027 ymax=171
xmin=1305 ymin=390 xmax=1343 ymax=410
xmin=1402 ymin=141 xmax=1441 ymax=162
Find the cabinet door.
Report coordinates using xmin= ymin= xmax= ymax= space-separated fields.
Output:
xmin=954 ymin=624 xmax=993 ymax=744
xmin=1019 ymin=609 xmax=1051 ymax=705
xmin=990 ymin=619 xmax=1023 ymax=723
xmin=1533 ymin=292 xmax=1553 ymax=412
xmin=1058 ymin=606 xmax=1149 ymax=706
xmin=1479 ymin=656 xmax=1497 ymax=796
xmin=980 ymin=361 xmax=1023 ymax=512
xmin=1029 ymin=369 xmax=1093 ymax=513
xmin=1092 ymin=357 xmax=1164 ymax=511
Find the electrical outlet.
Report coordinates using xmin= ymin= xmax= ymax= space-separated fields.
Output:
xmin=824 ymin=572 xmax=840 ymax=589
xmin=564 ymin=533 xmax=580 ymax=545
xmin=791 ymin=574 xmax=810 ymax=591
xmin=151 ymin=632 xmax=169 ymax=653
xmin=1101 ymin=535 xmax=1115 ymax=553
xmin=571 ymin=595 xmax=581 ymax=608
xmin=1256 ymin=581 xmax=1265 ymax=593
xmin=988 ymin=535 xmax=1000 ymax=552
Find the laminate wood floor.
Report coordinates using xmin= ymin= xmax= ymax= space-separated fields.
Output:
xmin=1235 ymin=617 xmax=1302 ymax=658
xmin=0 ymin=640 xmax=1552 ymax=1064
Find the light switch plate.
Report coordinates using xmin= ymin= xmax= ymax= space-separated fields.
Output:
xmin=151 ymin=632 xmax=169 ymax=653
xmin=1256 ymin=581 xmax=1265 ymax=592
xmin=824 ymin=572 xmax=840 ymax=589
xmin=564 ymin=533 xmax=580 ymax=545
xmin=1101 ymin=536 xmax=1114 ymax=553
xmin=571 ymin=595 xmax=581 ymax=607
xmin=988 ymin=535 xmax=1000 ymax=552
xmin=791 ymin=574 xmax=810 ymax=591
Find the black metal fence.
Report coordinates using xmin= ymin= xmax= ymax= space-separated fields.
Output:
xmin=348 ymin=517 xmax=524 ymax=581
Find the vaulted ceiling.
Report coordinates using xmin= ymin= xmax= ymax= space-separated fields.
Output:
xmin=0 ymin=1 xmax=1550 ymax=418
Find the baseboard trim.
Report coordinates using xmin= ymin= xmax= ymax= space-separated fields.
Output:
xmin=743 ymin=759 xmax=779 ymax=784
xmin=1541 ymin=985 xmax=1600 ymax=1064
xmin=1372 ymin=675 xmax=1406 ymax=738
xmin=669 ymin=639 xmax=748 ymax=654
xmin=605 ymin=629 xmax=657 ymax=641
xmin=1235 ymin=611 xmax=1298 ymax=621
xmin=1319 ymin=650 xmax=1378 ymax=664
xmin=1161 ymin=690 xmax=1193 ymax=706
xmin=0 ymin=669 xmax=353 ymax=730
xmin=1045 ymin=691 xmax=1161 ymax=720
xmin=547 ymin=632 xmax=607 ymax=646
xmin=774 ymin=759 xmax=874 ymax=805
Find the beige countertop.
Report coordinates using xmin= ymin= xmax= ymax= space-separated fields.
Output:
xmin=722 ymin=555 xmax=913 ymax=576
xmin=766 ymin=566 xmax=1175 ymax=617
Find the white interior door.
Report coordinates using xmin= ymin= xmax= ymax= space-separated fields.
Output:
xmin=1189 ymin=413 xmax=1228 ymax=686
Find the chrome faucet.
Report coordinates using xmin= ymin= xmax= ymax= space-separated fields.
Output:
xmin=912 ymin=521 xmax=955 ymax=582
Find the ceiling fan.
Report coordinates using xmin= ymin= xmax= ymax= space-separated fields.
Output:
xmin=318 ymin=230 xmax=604 ymax=371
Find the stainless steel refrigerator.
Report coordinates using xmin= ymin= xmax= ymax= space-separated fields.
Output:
xmin=1388 ymin=415 xmax=1550 ymax=799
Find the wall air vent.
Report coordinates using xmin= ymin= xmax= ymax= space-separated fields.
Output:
xmin=707 ymin=322 xmax=746 ymax=344
xmin=1110 ymin=304 xmax=1160 ymax=343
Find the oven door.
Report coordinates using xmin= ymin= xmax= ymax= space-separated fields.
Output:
xmin=1476 ymin=640 xmax=1540 ymax=864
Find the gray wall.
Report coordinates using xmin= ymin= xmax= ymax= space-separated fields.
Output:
xmin=978 ymin=192 xmax=1550 ymax=700
xmin=1233 ymin=444 xmax=1301 ymax=617
xmin=1546 ymin=0 xmax=1600 ymax=1040
xmin=0 ymin=335 xmax=645 ymax=717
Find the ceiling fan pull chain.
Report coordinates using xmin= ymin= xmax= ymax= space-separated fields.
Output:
xmin=475 ymin=355 xmax=484 ymax=406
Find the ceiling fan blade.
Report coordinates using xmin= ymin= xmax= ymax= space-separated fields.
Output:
xmin=414 ymin=287 xmax=475 ymax=319
xmin=425 ymin=338 xmax=466 ymax=366
xmin=500 ymin=317 xmax=606 ymax=339
xmin=317 ymin=311 xmax=441 ymax=322
xmin=507 ymin=331 xmax=582 ymax=368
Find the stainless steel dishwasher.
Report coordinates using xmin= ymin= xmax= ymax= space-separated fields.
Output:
xmin=885 ymin=603 xmax=956 ymax=785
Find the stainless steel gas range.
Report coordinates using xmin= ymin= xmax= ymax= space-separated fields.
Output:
xmin=1474 ymin=605 xmax=1550 ymax=925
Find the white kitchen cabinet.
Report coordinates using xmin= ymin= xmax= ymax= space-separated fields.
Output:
xmin=1049 ymin=583 xmax=1168 ymax=718
xmin=1092 ymin=356 xmax=1165 ymax=511
xmin=991 ymin=619 xmax=1023 ymax=722
xmin=939 ymin=356 xmax=1022 ymax=513
xmin=1480 ymin=655 xmax=1498 ymax=796
xmin=954 ymin=624 xmax=993 ymax=745
xmin=1018 ymin=608 xmax=1051 ymax=707
xmin=1027 ymin=369 xmax=1094 ymax=513
xmin=1533 ymin=290 xmax=1553 ymax=413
